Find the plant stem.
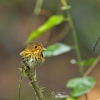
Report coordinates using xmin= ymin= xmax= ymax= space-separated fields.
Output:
xmin=68 ymin=14 xmax=83 ymax=74
xmin=85 ymin=94 xmax=88 ymax=100
xmin=25 ymin=67 xmax=45 ymax=100
xmin=93 ymin=36 xmax=100 ymax=51
xmin=61 ymin=0 xmax=83 ymax=75
xmin=26 ymin=0 xmax=44 ymax=44
xmin=20 ymin=62 xmax=45 ymax=100
xmin=84 ymin=54 xmax=100 ymax=76
xmin=61 ymin=1 xmax=88 ymax=100
xmin=32 ymin=0 xmax=43 ymax=22
xmin=18 ymin=72 xmax=23 ymax=100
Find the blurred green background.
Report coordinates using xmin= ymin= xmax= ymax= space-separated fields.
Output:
xmin=0 ymin=0 xmax=100 ymax=100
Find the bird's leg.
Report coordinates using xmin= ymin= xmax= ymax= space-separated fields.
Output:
xmin=34 ymin=68 xmax=36 ymax=81
xmin=30 ymin=68 xmax=37 ymax=82
xmin=28 ymin=68 xmax=37 ymax=86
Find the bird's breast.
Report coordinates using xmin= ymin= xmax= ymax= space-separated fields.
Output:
xmin=22 ymin=56 xmax=42 ymax=68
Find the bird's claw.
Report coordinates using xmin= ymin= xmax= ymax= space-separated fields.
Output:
xmin=31 ymin=76 xmax=37 ymax=82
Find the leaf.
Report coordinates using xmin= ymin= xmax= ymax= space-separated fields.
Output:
xmin=76 ymin=58 xmax=96 ymax=67
xmin=19 ymin=68 xmax=26 ymax=76
xmin=66 ymin=97 xmax=76 ymax=100
xmin=61 ymin=5 xmax=71 ymax=10
xmin=43 ymin=43 xmax=71 ymax=57
xmin=83 ymin=58 xmax=96 ymax=66
xmin=66 ymin=77 xmax=96 ymax=97
xmin=26 ymin=15 xmax=65 ymax=43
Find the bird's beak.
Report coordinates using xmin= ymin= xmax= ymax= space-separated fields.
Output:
xmin=42 ymin=47 xmax=46 ymax=51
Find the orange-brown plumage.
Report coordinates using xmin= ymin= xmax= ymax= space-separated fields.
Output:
xmin=20 ymin=41 xmax=46 ymax=79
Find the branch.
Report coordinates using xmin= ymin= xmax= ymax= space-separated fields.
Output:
xmin=84 ymin=54 xmax=100 ymax=76
xmin=25 ymin=67 xmax=45 ymax=100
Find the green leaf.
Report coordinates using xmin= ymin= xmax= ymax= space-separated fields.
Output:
xmin=43 ymin=43 xmax=71 ymax=57
xmin=83 ymin=58 xmax=96 ymax=66
xmin=61 ymin=5 xmax=71 ymax=10
xmin=66 ymin=97 xmax=76 ymax=100
xmin=26 ymin=15 xmax=65 ymax=43
xmin=19 ymin=67 xmax=26 ymax=76
xmin=66 ymin=77 xmax=96 ymax=97
xmin=76 ymin=58 xmax=96 ymax=67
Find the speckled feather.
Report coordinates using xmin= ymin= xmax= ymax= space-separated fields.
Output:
xmin=20 ymin=41 xmax=45 ymax=68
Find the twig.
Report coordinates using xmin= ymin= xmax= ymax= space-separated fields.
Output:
xmin=26 ymin=0 xmax=44 ymax=44
xmin=18 ymin=67 xmax=24 ymax=100
xmin=32 ymin=0 xmax=44 ymax=21
xmin=18 ymin=73 xmax=23 ymax=100
xmin=85 ymin=94 xmax=88 ymax=100
xmin=60 ymin=1 xmax=88 ymax=100
xmin=25 ymin=67 xmax=45 ymax=100
xmin=84 ymin=55 xmax=100 ymax=76
xmin=93 ymin=36 xmax=100 ymax=51
xmin=61 ymin=0 xmax=83 ymax=74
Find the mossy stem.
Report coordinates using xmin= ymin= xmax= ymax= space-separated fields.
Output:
xmin=61 ymin=0 xmax=84 ymax=75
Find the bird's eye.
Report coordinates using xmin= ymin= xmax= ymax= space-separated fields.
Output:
xmin=34 ymin=45 xmax=37 ymax=49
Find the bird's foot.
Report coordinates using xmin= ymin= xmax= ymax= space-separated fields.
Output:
xmin=28 ymin=75 xmax=36 ymax=86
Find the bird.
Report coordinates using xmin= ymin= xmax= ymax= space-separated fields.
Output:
xmin=20 ymin=41 xmax=46 ymax=80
